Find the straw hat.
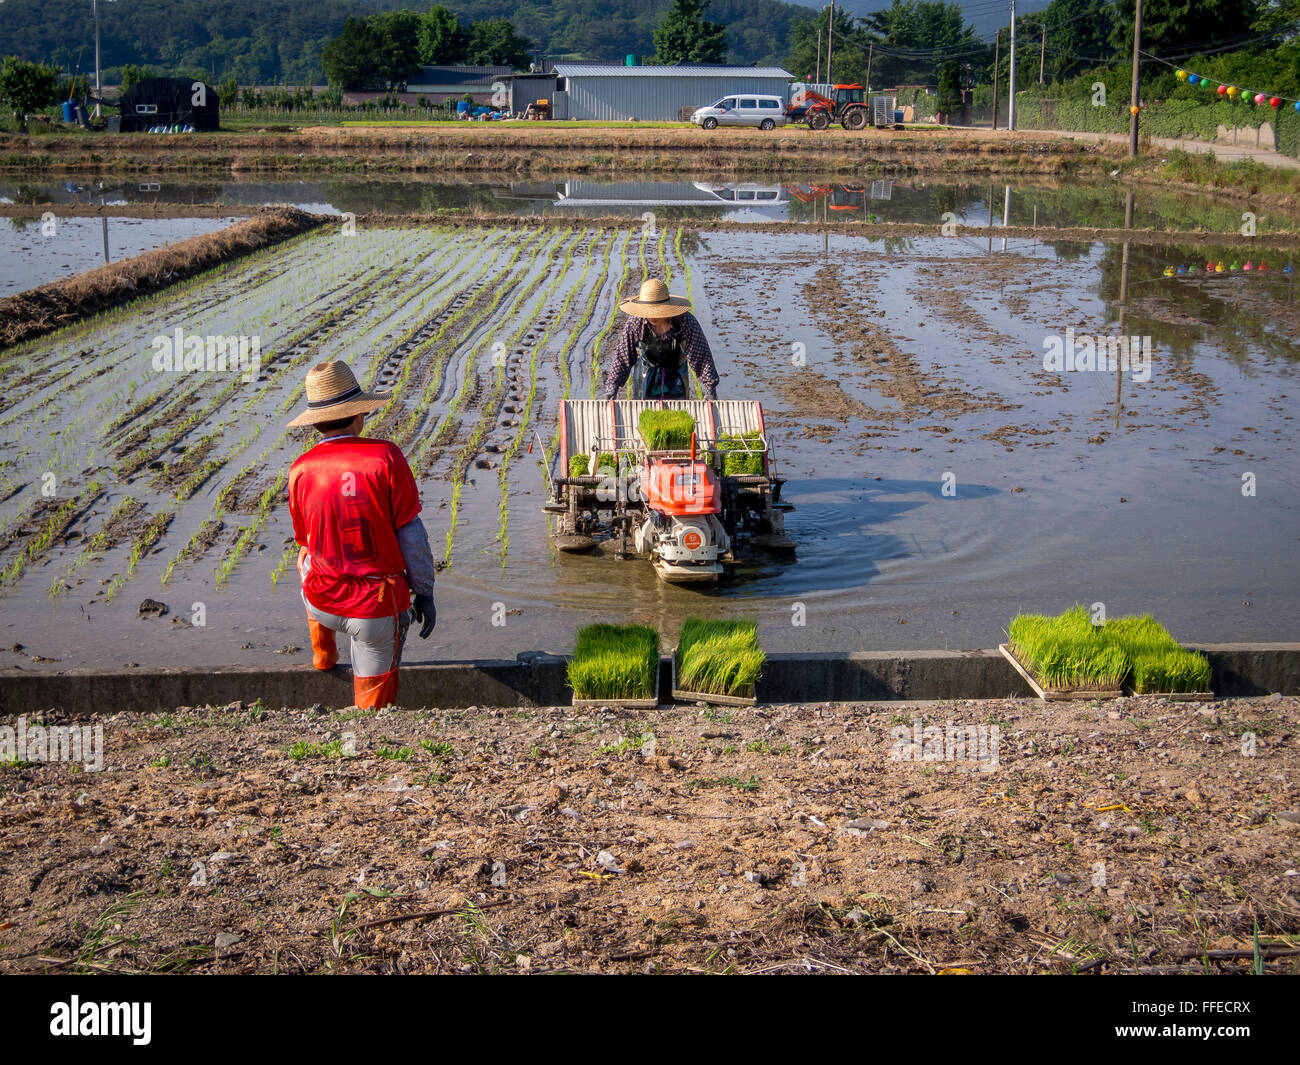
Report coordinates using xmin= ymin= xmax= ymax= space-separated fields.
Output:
xmin=619 ymin=278 xmax=691 ymax=319
xmin=287 ymin=360 xmax=392 ymax=427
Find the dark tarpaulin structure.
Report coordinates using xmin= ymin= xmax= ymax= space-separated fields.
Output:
xmin=118 ymin=78 xmax=219 ymax=132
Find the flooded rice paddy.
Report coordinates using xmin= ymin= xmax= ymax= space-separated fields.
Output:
xmin=1 ymin=213 xmax=1296 ymax=671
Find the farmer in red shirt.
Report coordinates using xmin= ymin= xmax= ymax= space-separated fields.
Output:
xmin=287 ymin=361 xmax=437 ymax=708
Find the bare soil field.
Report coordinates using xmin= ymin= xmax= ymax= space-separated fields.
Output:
xmin=0 ymin=694 xmax=1295 ymax=975
xmin=0 ymin=125 xmax=1114 ymax=179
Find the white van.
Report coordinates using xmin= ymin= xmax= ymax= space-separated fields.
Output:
xmin=690 ymin=94 xmax=787 ymax=130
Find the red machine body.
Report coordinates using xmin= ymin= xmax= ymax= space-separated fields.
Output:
xmin=643 ymin=459 xmax=721 ymax=517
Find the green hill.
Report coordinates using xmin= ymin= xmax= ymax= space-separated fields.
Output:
xmin=0 ymin=0 xmax=808 ymax=85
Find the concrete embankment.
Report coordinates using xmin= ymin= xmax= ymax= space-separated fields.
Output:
xmin=1 ymin=645 xmax=1295 ymax=716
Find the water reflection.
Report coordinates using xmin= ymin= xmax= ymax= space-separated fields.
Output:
xmin=2 ymin=175 xmax=1289 ymax=233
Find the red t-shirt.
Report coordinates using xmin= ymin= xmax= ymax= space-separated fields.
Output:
xmin=288 ymin=436 xmax=421 ymax=619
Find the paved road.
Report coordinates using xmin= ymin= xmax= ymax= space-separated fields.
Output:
xmin=1014 ymin=126 xmax=1300 ymax=170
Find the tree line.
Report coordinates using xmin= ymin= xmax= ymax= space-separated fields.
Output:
xmin=1 ymin=0 xmax=1294 ymax=122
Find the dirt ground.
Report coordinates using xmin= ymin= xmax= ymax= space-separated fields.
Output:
xmin=0 ymin=694 xmax=1296 ymax=975
xmin=0 ymin=125 xmax=1103 ymax=179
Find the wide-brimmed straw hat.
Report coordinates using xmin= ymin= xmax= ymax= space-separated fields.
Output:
xmin=619 ymin=278 xmax=691 ymax=319
xmin=287 ymin=360 xmax=392 ymax=427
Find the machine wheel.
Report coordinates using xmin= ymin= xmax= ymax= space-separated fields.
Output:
xmin=759 ymin=118 xmax=775 ymax=131
xmin=808 ymin=111 xmax=830 ymax=131
xmin=701 ymin=116 xmax=718 ymax=130
xmin=842 ymin=108 xmax=867 ymax=131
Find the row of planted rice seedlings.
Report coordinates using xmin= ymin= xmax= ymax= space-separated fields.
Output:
xmin=0 ymin=479 xmax=104 ymax=589
xmin=431 ymin=229 xmax=573 ymax=493
xmin=0 ymin=225 xmax=312 ymax=384
xmin=47 ymin=496 xmax=145 ymax=598
xmin=214 ymin=470 xmax=286 ymax=589
xmin=159 ymin=231 xmax=501 ymax=587
xmin=361 ymin=231 xmax=515 ymax=442
xmin=165 ymin=231 xmax=457 ymax=452
xmin=671 ymin=226 xmax=705 ymax=400
xmin=102 ymin=507 xmax=174 ymax=603
xmin=588 ymin=228 xmax=635 ymax=398
xmin=0 ymin=232 xmax=360 ymax=503
xmin=540 ymin=229 xmax=619 ymax=470
xmin=374 ymin=228 xmax=535 ymax=448
xmin=439 ymin=230 xmax=579 ymax=564
xmin=146 ymin=236 xmax=423 ymax=582
xmin=128 ymin=231 xmax=440 ymax=505
xmin=497 ymin=229 xmax=606 ymax=562
xmin=344 ymin=231 xmax=488 ymax=383
xmin=408 ymin=228 xmax=562 ymax=471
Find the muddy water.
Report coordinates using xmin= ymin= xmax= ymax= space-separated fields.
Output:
xmin=2 ymin=223 xmax=1297 ymax=674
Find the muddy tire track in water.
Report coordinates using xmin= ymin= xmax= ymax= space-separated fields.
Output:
xmin=802 ymin=264 xmax=1018 ymax=428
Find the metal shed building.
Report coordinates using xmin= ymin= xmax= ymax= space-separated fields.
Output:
xmin=512 ymin=64 xmax=794 ymax=121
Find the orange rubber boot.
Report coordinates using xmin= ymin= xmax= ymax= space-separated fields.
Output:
xmin=354 ymin=669 xmax=399 ymax=709
xmin=306 ymin=615 xmax=338 ymax=671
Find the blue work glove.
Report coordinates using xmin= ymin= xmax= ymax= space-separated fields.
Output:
xmin=412 ymin=594 xmax=436 ymax=639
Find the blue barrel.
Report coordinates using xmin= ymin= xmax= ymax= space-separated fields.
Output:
xmin=62 ymin=100 xmax=76 ymax=122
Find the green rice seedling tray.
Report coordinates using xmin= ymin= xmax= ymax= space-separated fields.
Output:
xmin=571 ymin=665 xmax=661 ymax=709
xmin=999 ymin=644 xmax=1124 ymax=701
xmin=670 ymin=650 xmax=758 ymax=706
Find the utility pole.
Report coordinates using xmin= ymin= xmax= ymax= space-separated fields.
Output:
xmin=991 ymin=35 xmax=1000 ymax=130
xmin=816 ymin=28 xmax=822 ymax=84
xmin=1039 ymin=25 xmax=1046 ymax=84
xmin=1008 ymin=0 xmax=1017 ymax=130
xmin=92 ymin=0 xmax=102 ymax=119
xmin=827 ymin=1 xmax=835 ymax=84
xmin=866 ymin=42 xmax=873 ymax=93
xmin=1129 ymin=0 xmax=1143 ymax=157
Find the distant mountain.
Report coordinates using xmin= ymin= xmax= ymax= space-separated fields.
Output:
xmin=0 ymin=0 xmax=811 ymax=85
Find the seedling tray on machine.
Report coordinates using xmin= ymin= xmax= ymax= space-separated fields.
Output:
xmin=671 ymin=649 xmax=758 ymax=706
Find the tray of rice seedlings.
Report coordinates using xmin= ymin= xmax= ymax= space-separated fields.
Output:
xmin=1001 ymin=605 xmax=1128 ymax=700
xmin=671 ymin=617 xmax=765 ymax=705
xmin=1105 ymin=614 xmax=1213 ymax=699
xmin=568 ymin=452 xmax=619 ymax=477
xmin=714 ymin=432 xmax=765 ymax=476
xmin=638 ymin=409 xmax=695 ymax=451
xmin=568 ymin=623 xmax=661 ymax=708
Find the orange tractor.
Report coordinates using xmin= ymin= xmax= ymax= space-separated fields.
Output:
xmin=787 ymin=85 xmax=899 ymax=131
